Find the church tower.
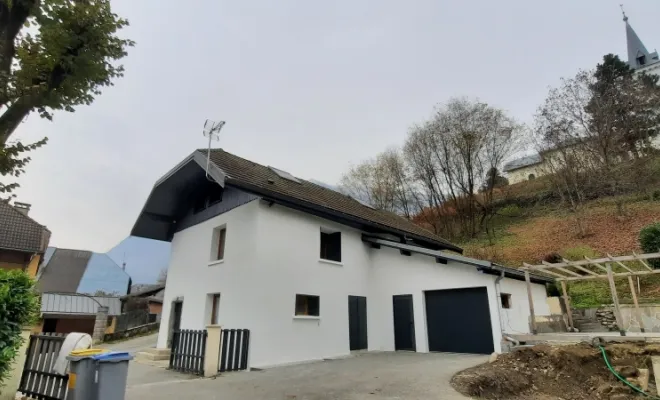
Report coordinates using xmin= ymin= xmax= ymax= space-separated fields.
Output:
xmin=622 ymin=8 xmax=660 ymax=76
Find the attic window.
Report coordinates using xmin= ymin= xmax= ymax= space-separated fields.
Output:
xmin=637 ymin=55 xmax=647 ymax=66
xmin=268 ymin=166 xmax=301 ymax=183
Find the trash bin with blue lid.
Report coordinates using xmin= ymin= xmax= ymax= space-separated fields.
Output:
xmin=66 ymin=349 xmax=108 ymax=400
xmin=93 ymin=351 xmax=134 ymax=400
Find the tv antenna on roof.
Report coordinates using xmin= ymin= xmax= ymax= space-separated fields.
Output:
xmin=203 ymin=119 xmax=226 ymax=181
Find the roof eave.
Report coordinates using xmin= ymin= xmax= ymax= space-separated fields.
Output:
xmin=130 ymin=151 xmax=227 ymax=238
xmin=228 ymin=179 xmax=462 ymax=253
xmin=362 ymin=236 xmax=551 ymax=285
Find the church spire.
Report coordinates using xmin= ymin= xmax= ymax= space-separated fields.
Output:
xmin=622 ymin=6 xmax=658 ymax=69
xmin=620 ymin=4 xmax=628 ymax=22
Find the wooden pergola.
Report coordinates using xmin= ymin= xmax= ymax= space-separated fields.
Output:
xmin=521 ymin=252 xmax=660 ymax=335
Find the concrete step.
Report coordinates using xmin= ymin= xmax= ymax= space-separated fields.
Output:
xmin=135 ymin=348 xmax=171 ymax=362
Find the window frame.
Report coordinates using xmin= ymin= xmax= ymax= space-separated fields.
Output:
xmin=500 ymin=293 xmax=512 ymax=309
xmin=294 ymin=294 xmax=320 ymax=317
xmin=209 ymin=225 xmax=227 ymax=264
xmin=210 ymin=293 xmax=221 ymax=325
xmin=319 ymin=228 xmax=342 ymax=263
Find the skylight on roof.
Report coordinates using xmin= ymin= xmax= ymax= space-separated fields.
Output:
xmin=268 ymin=166 xmax=301 ymax=184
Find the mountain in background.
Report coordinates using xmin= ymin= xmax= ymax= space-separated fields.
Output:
xmin=107 ymin=236 xmax=170 ymax=284
xmin=308 ymin=179 xmax=341 ymax=193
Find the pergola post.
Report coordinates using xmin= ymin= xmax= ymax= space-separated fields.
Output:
xmin=628 ymin=275 xmax=646 ymax=333
xmin=606 ymin=263 xmax=626 ymax=336
xmin=560 ymin=281 xmax=575 ymax=331
xmin=524 ymin=270 xmax=537 ymax=335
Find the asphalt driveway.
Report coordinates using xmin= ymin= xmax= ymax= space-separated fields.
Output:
xmin=125 ymin=351 xmax=487 ymax=400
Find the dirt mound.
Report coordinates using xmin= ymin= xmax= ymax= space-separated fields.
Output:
xmin=451 ymin=343 xmax=660 ymax=400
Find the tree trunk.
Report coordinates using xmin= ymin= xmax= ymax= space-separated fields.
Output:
xmin=0 ymin=97 xmax=34 ymax=145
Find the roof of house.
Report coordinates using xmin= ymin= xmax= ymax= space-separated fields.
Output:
xmin=36 ymin=248 xmax=131 ymax=295
xmin=41 ymin=293 xmax=122 ymax=316
xmin=204 ymin=149 xmax=461 ymax=252
xmin=502 ymin=154 xmax=543 ymax=172
xmin=0 ymin=200 xmax=50 ymax=253
xmin=122 ymin=284 xmax=165 ymax=300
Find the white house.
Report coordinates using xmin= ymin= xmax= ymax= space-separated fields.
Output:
xmin=131 ymin=148 xmax=552 ymax=369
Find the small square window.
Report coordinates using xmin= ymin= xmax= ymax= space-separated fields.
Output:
xmin=320 ymin=230 xmax=341 ymax=262
xmin=210 ymin=226 xmax=227 ymax=261
xmin=295 ymin=294 xmax=320 ymax=317
xmin=500 ymin=293 xmax=512 ymax=309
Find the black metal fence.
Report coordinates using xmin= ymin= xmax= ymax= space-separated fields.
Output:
xmin=115 ymin=310 xmax=157 ymax=332
xmin=219 ymin=329 xmax=250 ymax=372
xmin=18 ymin=333 xmax=69 ymax=400
xmin=169 ymin=329 xmax=207 ymax=375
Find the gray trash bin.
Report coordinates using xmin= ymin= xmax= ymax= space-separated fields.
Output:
xmin=66 ymin=349 xmax=108 ymax=400
xmin=93 ymin=351 xmax=134 ymax=400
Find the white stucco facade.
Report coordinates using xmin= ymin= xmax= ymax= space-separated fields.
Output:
xmin=157 ymin=199 xmax=550 ymax=368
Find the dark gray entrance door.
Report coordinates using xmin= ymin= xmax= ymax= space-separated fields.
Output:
xmin=348 ymin=296 xmax=368 ymax=350
xmin=172 ymin=301 xmax=183 ymax=332
xmin=169 ymin=301 xmax=183 ymax=346
xmin=425 ymin=287 xmax=494 ymax=354
xmin=393 ymin=294 xmax=416 ymax=351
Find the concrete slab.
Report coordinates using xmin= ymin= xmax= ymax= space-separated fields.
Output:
xmin=125 ymin=351 xmax=487 ymax=400
xmin=510 ymin=332 xmax=660 ymax=345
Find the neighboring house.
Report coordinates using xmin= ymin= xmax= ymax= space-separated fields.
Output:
xmin=502 ymin=154 xmax=544 ymax=184
xmin=35 ymin=247 xmax=131 ymax=335
xmin=37 ymin=247 xmax=132 ymax=296
xmin=131 ymin=148 xmax=552 ymax=369
xmin=38 ymin=293 xmax=121 ymax=336
xmin=121 ymin=284 xmax=165 ymax=316
xmin=0 ymin=200 xmax=51 ymax=278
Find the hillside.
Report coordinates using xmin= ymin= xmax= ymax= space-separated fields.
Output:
xmin=456 ymin=176 xmax=660 ymax=308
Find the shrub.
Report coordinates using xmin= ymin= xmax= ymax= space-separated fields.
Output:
xmin=0 ymin=270 xmax=40 ymax=389
xmin=498 ymin=204 xmax=523 ymax=218
xmin=653 ymin=189 xmax=660 ymax=201
xmin=640 ymin=223 xmax=660 ymax=269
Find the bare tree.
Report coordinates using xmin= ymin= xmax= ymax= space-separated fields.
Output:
xmin=405 ymin=98 xmax=522 ymax=238
xmin=534 ymin=75 xmax=599 ymax=237
xmin=156 ymin=268 xmax=168 ymax=285
xmin=340 ymin=148 xmax=417 ymax=217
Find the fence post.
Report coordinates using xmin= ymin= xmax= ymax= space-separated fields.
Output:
xmin=93 ymin=306 xmax=109 ymax=343
xmin=1 ymin=328 xmax=31 ymax=400
xmin=204 ymin=325 xmax=221 ymax=377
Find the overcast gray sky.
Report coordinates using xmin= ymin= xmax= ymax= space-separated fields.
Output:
xmin=10 ymin=0 xmax=660 ymax=252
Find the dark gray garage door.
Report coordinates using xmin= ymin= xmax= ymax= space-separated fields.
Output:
xmin=425 ymin=287 xmax=494 ymax=354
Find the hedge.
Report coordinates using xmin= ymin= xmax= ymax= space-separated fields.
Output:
xmin=0 ymin=270 xmax=40 ymax=390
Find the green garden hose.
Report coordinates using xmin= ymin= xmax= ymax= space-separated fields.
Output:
xmin=599 ymin=345 xmax=660 ymax=399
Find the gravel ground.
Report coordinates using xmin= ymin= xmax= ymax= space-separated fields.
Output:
xmin=125 ymin=351 xmax=487 ymax=400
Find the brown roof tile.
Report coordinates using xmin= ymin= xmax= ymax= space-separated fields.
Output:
xmin=0 ymin=200 xmax=50 ymax=253
xmin=203 ymin=149 xmax=460 ymax=251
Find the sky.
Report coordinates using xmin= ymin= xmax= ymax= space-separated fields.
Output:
xmin=9 ymin=0 xmax=660 ymax=255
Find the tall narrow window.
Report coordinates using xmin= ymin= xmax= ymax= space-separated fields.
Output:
xmin=210 ymin=294 xmax=221 ymax=325
xmin=320 ymin=230 xmax=341 ymax=262
xmin=500 ymin=293 xmax=512 ymax=309
xmin=210 ymin=226 xmax=227 ymax=262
